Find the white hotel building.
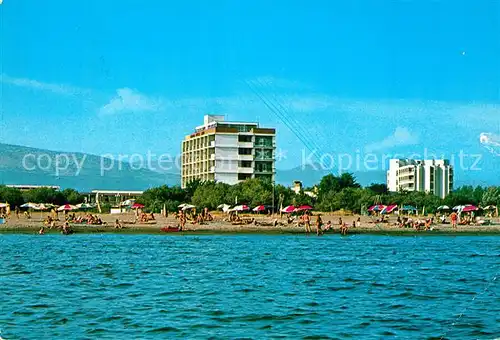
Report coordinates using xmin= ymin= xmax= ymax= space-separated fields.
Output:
xmin=181 ymin=115 xmax=276 ymax=188
xmin=386 ymin=159 xmax=453 ymax=198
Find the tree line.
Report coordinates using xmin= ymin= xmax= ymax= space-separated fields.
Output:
xmin=2 ymin=173 xmax=500 ymax=214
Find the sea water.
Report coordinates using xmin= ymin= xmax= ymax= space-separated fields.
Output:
xmin=0 ymin=234 xmax=498 ymax=339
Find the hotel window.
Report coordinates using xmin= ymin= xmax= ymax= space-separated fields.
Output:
xmin=238 ymin=135 xmax=252 ymax=142
xmin=239 ymin=161 xmax=252 ymax=168
xmin=238 ymin=148 xmax=252 ymax=155
xmin=255 ymin=136 xmax=273 ymax=147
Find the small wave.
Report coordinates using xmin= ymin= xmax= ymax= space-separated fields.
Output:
xmin=381 ymin=331 xmax=396 ymax=336
xmin=189 ymin=323 xmax=221 ymax=329
xmin=234 ymin=288 xmax=257 ymax=293
xmin=28 ymin=304 xmax=52 ymax=309
xmin=327 ymin=286 xmax=354 ymax=291
xmin=12 ymin=310 xmax=34 ymax=316
xmin=146 ymin=326 xmax=180 ymax=333
xmin=85 ymin=328 xmax=108 ymax=335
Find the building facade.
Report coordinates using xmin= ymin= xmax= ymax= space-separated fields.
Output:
xmin=181 ymin=115 xmax=276 ymax=188
xmin=386 ymin=159 xmax=453 ymax=198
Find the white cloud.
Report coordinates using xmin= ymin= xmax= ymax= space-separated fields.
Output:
xmin=365 ymin=127 xmax=419 ymax=152
xmin=99 ymin=88 xmax=163 ymax=115
xmin=0 ymin=73 xmax=89 ymax=96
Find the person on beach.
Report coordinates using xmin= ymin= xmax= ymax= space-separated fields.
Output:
xmin=179 ymin=212 xmax=186 ymax=231
xmin=356 ymin=217 xmax=361 ymax=228
xmin=62 ymin=221 xmax=71 ymax=235
xmin=324 ymin=221 xmax=332 ymax=231
xmin=39 ymin=226 xmax=45 ymax=235
xmin=338 ymin=217 xmax=343 ymax=227
xmin=15 ymin=207 xmax=20 ymax=219
xmin=303 ymin=212 xmax=311 ymax=233
xmin=114 ymin=219 xmax=123 ymax=229
xmin=340 ymin=222 xmax=348 ymax=235
xmin=450 ymin=212 xmax=458 ymax=229
xmin=315 ymin=214 xmax=323 ymax=236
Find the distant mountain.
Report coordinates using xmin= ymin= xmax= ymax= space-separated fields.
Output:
xmin=0 ymin=143 xmax=180 ymax=192
xmin=8 ymin=142 xmax=494 ymax=192
xmin=0 ymin=143 xmax=389 ymax=192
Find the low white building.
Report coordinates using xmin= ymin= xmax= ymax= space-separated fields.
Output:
xmin=292 ymin=180 xmax=317 ymax=198
xmin=386 ymin=159 xmax=453 ymax=198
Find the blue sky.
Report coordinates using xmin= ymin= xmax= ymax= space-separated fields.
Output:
xmin=1 ymin=0 xmax=499 ymax=178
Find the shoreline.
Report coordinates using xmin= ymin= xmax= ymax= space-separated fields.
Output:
xmin=1 ymin=224 xmax=500 ymax=236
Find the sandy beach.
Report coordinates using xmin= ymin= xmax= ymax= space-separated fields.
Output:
xmin=1 ymin=212 xmax=500 ymax=235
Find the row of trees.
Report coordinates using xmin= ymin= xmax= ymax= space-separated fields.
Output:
xmin=0 ymin=186 xmax=83 ymax=208
xmin=3 ymin=174 xmax=500 ymax=214
xmin=137 ymin=174 xmax=500 ymax=214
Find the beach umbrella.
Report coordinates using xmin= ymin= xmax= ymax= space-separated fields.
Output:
xmin=253 ymin=205 xmax=266 ymax=212
xmin=296 ymin=205 xmax=313 ymax=211
xmin=381 ymin=204 xmax=397 ymax=214
xmin=217 ymin=203 xmax=231 ymax=211
xmin=461 ymin=205 xmax=478 ymax=212
xmin=401 ymin=205 xmax=417 ymax=211
xmin=76 ymin=203 xmax=94 ymax=210
xmin=57 ymin=204 xmax=77 ymax=211
xmin=36 ymin=204 xmax=52 ymax=218
xmin=121 ymin=199 xmax=135 ymax=207
xmin=217 ymin=204 xmax=231 ymax=213
xmin=233 ymin=205 xmax=250 ymax=212
xmin=0 ymin=203 xmax=10 ymax=208
xmin=368 ymin=205 xmax=386 ymax=212
xmin=482 ymin=205 xmax=496 ymax=210
xmin=181 ymin=204 xmax=196 ymax=211
xmin=178 ymin=203 xmax=189 ymax=208
xmin=21 ymin=202 xmax=40 ymax=210
xmin=131 ymin=203 xmax=145 ymax=209
xmin=280 ymin=205 xmax=296 ymax=213
xmin=437 ymin=205 xmax=450 ymax=211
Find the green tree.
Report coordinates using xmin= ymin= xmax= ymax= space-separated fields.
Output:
xmin=228 ymin=178 xmax=273 ymax=207
xmin=338 ymin=173 xmax=361 ymax=190
xmin=0 ymin=186 xmax=24 ymax=207
xmin=318 ymin=174 xmax=341 ymax=197
xmin=192 ymin=182 xmax=231 ymax=210
xmin=61 ymin=188 xmax=83 ymax=204
xmin=367 ymin=183 xmax=388 ymax=194
xmin=137 ymin=185 xmax=188 ymax=213
xmin=23 ymin=188 xmax=66 ymax=205
xmin=481 ymin=187 xmax=500 ymax=207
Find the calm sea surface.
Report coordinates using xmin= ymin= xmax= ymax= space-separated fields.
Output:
xmin=0 ymin=234 xmax=499 ymax=339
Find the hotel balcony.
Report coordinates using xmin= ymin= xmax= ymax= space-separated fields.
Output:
xmin=237 ymin=167 xmax=254 ymax=174
xmin=238 ymin=154 xmax=254 ymax=161
xmin=237 ymin=142 xmax=254 ymax=148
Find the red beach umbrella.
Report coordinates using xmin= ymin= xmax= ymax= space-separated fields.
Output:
xmin=461 ymin=205 xmax=478 ymax=212
xmin=233 ymin=205 xmax=250 ymax=211
xmin=57 ymin=204 xmax=77 ymax=211
xmin=252 ymin=205 xmax=266 ymax=212
xmin=281 ymin=205 xmax=296 ymax=213
xmin=131 ymin=203 xmax=145 ymax=209
xmin=296 ymin=205 xmax=313 ymax=211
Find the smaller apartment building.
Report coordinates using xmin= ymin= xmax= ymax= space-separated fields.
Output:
xmin=386 ymin=159 xmax=453 ymax=198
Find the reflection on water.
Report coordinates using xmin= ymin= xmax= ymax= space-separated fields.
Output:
xmin=0 ymin=234 xmax=499 ymax=338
